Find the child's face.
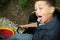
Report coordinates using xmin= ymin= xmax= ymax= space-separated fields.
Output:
xmin=35 ymin=1 xmax=55 ymax=23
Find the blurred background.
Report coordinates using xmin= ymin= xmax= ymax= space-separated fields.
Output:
xmin=0 ymin=0 xmax=60 ymax=25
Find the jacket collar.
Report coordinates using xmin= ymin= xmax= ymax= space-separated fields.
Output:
xmin=37 ymin=16 xmax=59 ymax=30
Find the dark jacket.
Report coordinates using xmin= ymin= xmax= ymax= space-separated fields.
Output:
xmin=23 ymin=13 xmax=37 ymax=34
xmin=33 ymin=10 xmax=60 ymax=40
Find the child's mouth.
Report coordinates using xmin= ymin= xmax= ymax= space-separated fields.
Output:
xmin=37 ymin=16 xmax=42 ymax=18
xmin=37 ymin=16 xmax=42 ymax=22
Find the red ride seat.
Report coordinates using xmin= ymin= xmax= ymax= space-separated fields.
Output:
xmin=0 ymin=26 xmax=15 ymax=38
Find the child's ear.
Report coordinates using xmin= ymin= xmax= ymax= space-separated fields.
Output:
xmin=50 ymin=7 xmax=55 ymax=13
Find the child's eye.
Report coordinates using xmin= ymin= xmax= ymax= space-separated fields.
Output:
xmin=39 ymin=8 xmax=43 ymax=10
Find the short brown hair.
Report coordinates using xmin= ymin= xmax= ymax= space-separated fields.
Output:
xmin=35 ymin=0 xmax=56 ymax=7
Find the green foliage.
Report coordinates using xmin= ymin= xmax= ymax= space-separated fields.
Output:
xmin=19 ymin=0 xmax=34 ymax=10
xmin=56 ymin=3 xmax=60 ymax=7
xmin=19 ymin=0 xmax=28 ymax=8
xmin=56 ymin=1 xmax=60 ymax=7
xmin=0 ymin=0 xmax=10 ymax=7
